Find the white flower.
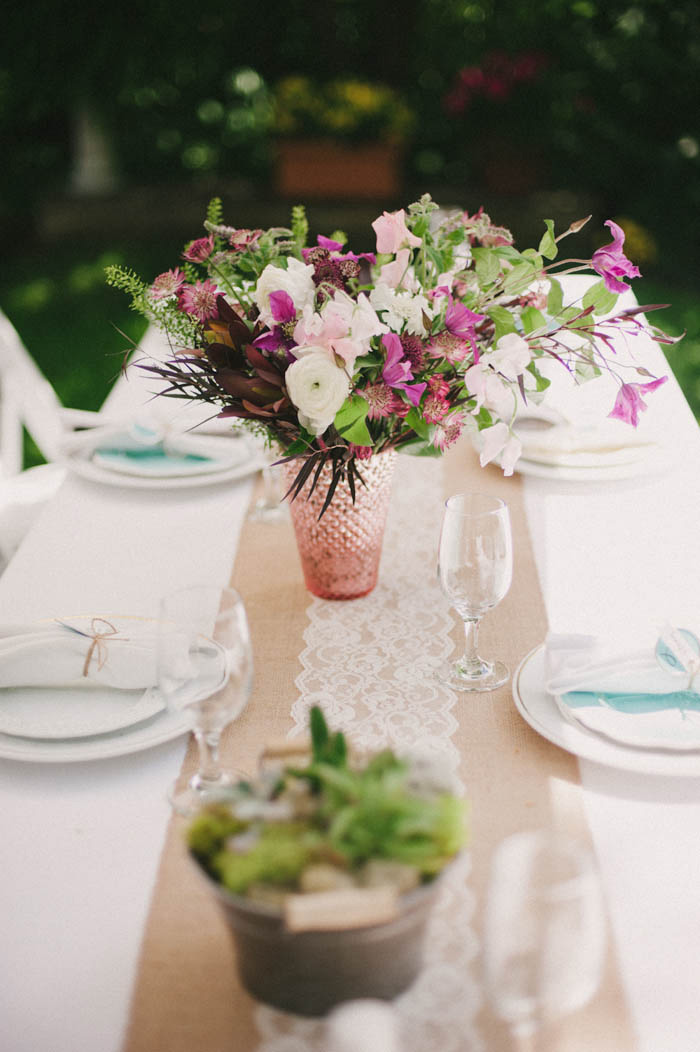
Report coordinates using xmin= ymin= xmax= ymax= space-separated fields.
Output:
xmin=485 ymin=333 xmax=533 ymax=380
xmin=369 ymin=282 xmax=433 ymax=335
xmin=253 ymin=258 xmax=316 ymax=326
xmin=478 ymin=422 xmax=522 ymax=475
xmin=464 ymin=363 xmax=517 ymax=421
xmin=284 ymin=349 xmax=351 ymax=435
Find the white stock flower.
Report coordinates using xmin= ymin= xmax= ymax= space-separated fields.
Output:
xmin=284 ymin=349 xmax=351 ymax=435
xmin=253 ymin=258 xmax=316 ymax=326
xmin=369 ymin=283 xmax=433 ymax=335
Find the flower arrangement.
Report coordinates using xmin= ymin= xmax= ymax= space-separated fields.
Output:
xmin=106 ymin=193 xmax=674 ymax=514
xmin=188 ymin=705 xmax=466 ymax=903
xmin=272 ymin=75 xmax=413 ymax=143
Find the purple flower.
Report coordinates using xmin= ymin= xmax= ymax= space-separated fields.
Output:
xmin=608 ymin=377 xmax=667 ymax=427
xmin=445 ymin=299 xmax=485 ymax=363
xmin=381 ymin=333 xmax=427 ymax=407
xmin=592 ymin=221 xmax=642 ymax=294
xmin=253 ymin=290 xmax=297 ymax=355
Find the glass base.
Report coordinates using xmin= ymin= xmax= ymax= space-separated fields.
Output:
xmin=248 ymin=500 xmax=287 ymax=524
xmin=440 ymin=658 xmax=510 ymax=693
xmin=168 ymin=772 xmax=241 ymax=817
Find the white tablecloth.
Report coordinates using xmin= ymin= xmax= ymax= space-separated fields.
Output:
xmin=2 ymin=288 xmax=699 ymax=1051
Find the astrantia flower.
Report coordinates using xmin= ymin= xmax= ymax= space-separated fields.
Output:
xmin=182 ymin=236 xmax=215 ymax=263
xmin=177 ymin=280 xmax=220 ymax=322
xmin=284 ymin=349 xmax=351 ymax=435
xmin=592 ymin=221 xmax=642 ymax=294
xmin=254 ymin=259 xmax=316 ymax=327
xmin=608 ymin=377 xmax=667 ymax=427
xmin=400 ymin=333 xmax=426 ymax=371
xmin=426 ymin=331 xmax=471 ymax=364
xmin=359 ymin=382 xmax=400 ymax=420
xmin=432 ymin=413 xmax=467 ymax=452
xmin=150 ymin=268 xmax=186 ymax=301
xmin=462 ymin=208 xmax=513 ymax=247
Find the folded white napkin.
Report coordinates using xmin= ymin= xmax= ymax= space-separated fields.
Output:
xmin=0 ymin=618 xmax=168 ymax=690
xmin=545 ymin=628 xmax=699 ymax=697
xmin=515 ymin=418 xmax=656 ymax=468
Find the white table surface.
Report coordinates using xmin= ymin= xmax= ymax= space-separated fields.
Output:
xmin=2 ymin=288 xmax=699 ymax=1052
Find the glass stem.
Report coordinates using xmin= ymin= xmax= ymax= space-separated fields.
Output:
xmin=461 ymin=617 xmax=483 ymax=674
xmin=192 ymin=730 xmax=222 ymax=786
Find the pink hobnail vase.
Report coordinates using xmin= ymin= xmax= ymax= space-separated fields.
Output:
xmin=283 ymin=451 xmax=397 ymax=600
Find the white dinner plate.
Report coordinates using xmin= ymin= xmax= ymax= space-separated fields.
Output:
xmin=62 ymin=440 xmax=267 ymax=489
xmin=0 ymin=706 xmax=190 ymax=763
xmin=0 ymin=684 xmax=164 ymax=740
xmin=513 ymin=645 xmax=700 ymax=777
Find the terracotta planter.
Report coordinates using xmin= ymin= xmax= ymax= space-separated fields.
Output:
xmin=201 ymin=868 xmax=445 ymax=1016
xmin=283 ymin=451 xmax=397 ymax=600
xmin=275 ymin=139 xmax=402 ymax=199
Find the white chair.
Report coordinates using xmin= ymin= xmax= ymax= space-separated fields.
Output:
xmin=0 ymin=309 xmax=106 ymax=568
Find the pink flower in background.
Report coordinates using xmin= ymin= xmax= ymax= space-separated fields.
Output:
xmin=177 ymin=279 xmax=220 ymax=322
xmin=609 ymin=377 xmax=667 ymax=427
xmin=592 ymin=221 xmax=642 ymax=293
xmin=150 ymin=268 xmax=185 ymax=300
xmin=229 ymin=228 xmax=263 ymax=251
xmin=372 ymin=209 xmax=422 ymax=255
xmin=182 ymin=236 xmax=215 ymax=263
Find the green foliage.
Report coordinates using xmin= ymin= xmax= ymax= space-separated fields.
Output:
xmin=291 ymin=204 xmax=309 ymax=252
xmin=206 ymin=197 xmax=224 ymax=227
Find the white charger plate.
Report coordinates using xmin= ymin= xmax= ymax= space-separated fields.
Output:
xmin=513 ymin=645 xmax=700 ymax=777
xmin=0 ymin=706 xmax=190 ymax=763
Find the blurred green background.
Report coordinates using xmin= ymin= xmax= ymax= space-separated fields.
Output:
xmin=2 ymin=0 xmax=699 ymax=462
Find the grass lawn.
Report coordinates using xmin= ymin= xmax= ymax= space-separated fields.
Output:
xmin=1 ymin=235 xmax=698 ymax=468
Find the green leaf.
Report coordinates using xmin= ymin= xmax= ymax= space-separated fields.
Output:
xmin=525 ymin=361 xmax=552 ymax=393
xmin=547 ymin=277 xmax=564 ymax=317
xmin=473 ymin=247 xmax=501 ymax=286
xmin=521 ymin=248 xmax=544 ymax=268
xmin=538 ymin=219 xmax=557 ymax=260
xmin=521 ymin=306 xmax=547 ymax=334
xmin=488 ymin=305 xmax=518 ymax=342
xmin=334 ymin=395 xmax=372 ymax=445
xmin=503 ymin=261 xmax=537 ymax=295
xmin=582 ymin=279 xmax=619 ymax=317
xmin=404 ymin=406 xmax=430 ymax=440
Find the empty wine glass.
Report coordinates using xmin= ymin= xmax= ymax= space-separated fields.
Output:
xmin=248 ymin=438 xmax=287 ymax=522
xmin=438 ymin=492 xmax=513 ymax=691
xmin=484 ymin=830 xmax=607 ymax=1050
xmin=157 ymin=584 xmax=253 ymax=816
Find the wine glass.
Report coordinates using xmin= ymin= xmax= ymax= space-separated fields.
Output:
xmin=248 ymin=438 xmax=287 ymax=523
xmin=437 ymin=492 xmax=513 ymax=691
xmin=157 ymin=584 xmax=253 ymax=816
xmin=484 ymin=830 xmax=607 ymax=1050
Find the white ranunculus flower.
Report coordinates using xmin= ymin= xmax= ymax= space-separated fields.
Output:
xmin=285 ymin=349 xmax=351 ymax=436
xmin=253 ymin=258 xmax=316 ymax=326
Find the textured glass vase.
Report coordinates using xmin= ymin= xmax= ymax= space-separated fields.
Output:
xmin=284 ymin=451 xmax=397 ymax=600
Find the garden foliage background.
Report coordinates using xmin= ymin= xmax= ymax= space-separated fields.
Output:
xmin=1 ymin=0 xmax=699 ymax=452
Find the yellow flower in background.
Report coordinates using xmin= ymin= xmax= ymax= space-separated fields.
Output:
xmin=612 ymin=217 xmax=658 ymax=266
xmin=273 ymin=76 xmax=413 ymax=142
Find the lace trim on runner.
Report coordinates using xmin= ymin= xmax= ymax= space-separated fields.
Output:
xmin=254 ymin=457 xmax=483 ymax=1051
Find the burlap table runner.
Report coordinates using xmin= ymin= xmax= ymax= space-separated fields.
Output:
xmin=125 ymin=443 xmax=634 ymax=1052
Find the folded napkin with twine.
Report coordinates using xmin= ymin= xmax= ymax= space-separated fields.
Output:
xmin=0 ymin=618 xmax=166 ymax=690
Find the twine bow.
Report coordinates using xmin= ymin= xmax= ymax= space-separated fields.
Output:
xmin=81 ymin=618 xmax=119 ymax=677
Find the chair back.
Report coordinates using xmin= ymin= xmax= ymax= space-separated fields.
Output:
xmin=0 ymin=310 xmax=66 ymax=475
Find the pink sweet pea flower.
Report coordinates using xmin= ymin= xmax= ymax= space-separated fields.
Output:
xmin=608 ymin=377 xmax=667 ymax=427
xmin=479 ymin=421 xmax=522 ymax=475
xmin=372 ymin=209 xmax=422 ymax=255
xmin=381 ymin=333 xmax=427 ymax=406
xmin=591 ymin=221 xmax=642 ymax=294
